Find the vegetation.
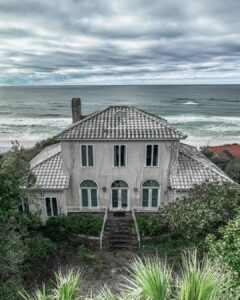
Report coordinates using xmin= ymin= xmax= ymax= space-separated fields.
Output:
xmin=0 ymin=138 xmax=59 ymax=163
xmin=137 ymin=183 xmax=240 ymax=247
xmin=0 ymin=143 xmax=101 ymax=299
xmin=20 ymin=251 xmax=240 ymax=300
xmin=44 ymin=214 xmax=103 ymax=242
xmin=205 ymin=211 xmax=240 ymax=283
xmin=201 ymin=146 xmax=240 ymax=184
xmin=0 ymin=144 xmax=56 ymax=298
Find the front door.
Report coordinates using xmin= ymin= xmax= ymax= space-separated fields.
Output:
xmin=112 ymin=188 xmax=128 ymax=210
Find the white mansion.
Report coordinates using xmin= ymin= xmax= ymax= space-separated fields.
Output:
xmin=28 ymin=99 xmax=232 ymax=220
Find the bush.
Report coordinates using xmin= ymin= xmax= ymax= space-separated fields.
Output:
xmin=163 ymin=183 xmax=240 ymax=242
xmin=137 ymin=183 xmax=240 ymax=247
xmin=205 ymin=211 xmax=240 ymax=284
xmin=137 ymin=215 xmax=166 ymax=237
xmin=23 ymin=234 xmax=57 ymax=283
xmin=44 ymin=214 xmax=103 ymax=243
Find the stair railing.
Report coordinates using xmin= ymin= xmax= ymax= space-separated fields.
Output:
xmin=132 ymin=207 xmax=141 ymax=248
xmin=100 ymin=207 xmax=108 ymax=250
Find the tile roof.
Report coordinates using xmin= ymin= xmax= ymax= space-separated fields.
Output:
xmin=55 ymin=106 xmax=186 ymax=141
xmin=30 ymin=144 xmax=69 ymax=191
xmin=170 ymin=143 xmax=233 ymax=191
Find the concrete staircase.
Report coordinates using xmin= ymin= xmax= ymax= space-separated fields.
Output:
xmin=103 ymin=211 xmax=138 ymax=250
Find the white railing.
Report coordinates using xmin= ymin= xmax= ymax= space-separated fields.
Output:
xmin=131 ymin=206 xmax=159 ymax=212
xmin=67 ymin=206 xmax=81 ymax=212
xmin=100 ymin=207 xmax=108 ymax=250
xmin=132 ymin=208 xmax=141 ymax=248
xmin=67 ymin=206 xmax=102 ymax=213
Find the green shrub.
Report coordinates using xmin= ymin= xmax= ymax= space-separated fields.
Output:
xmin=23 ymin=234 xmax=57 ymax=282
xmin=136 ymin=216 xmax=166 ymax=237
xmin=163 ymin=183 xmax=240 ymax=242
xmin=137 ymin=183 xmax=240 ymax=247
xmin=205 ymin=211 xmax=240 ymax=284
xmin=44 ymin=214 xmax=103 ymax=243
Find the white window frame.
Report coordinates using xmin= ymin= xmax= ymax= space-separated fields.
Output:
xmin=81 ymin=144 xmax=95 ymax=167
xmin=80 ymin=181 xmax=99 ymax=209
xmin=145 ymin=144 xmax=159 ymax=167
xmin=110 ymin=180 xmax=129 ymax=210
xmin=113 ymin=144 xmax=127 ymax=167
xmin=141 ymin=179 xmax=160 ymax=209
xmin=45 ymin=197 xmax=58 ymax=217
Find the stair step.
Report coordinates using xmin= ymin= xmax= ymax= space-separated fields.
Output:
xmin=102 ymin=212 xmax=138 ymax=250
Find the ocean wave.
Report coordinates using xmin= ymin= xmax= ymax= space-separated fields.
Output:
xmin=166 ymin=115 xmax=240 ymax=124
xmin=0 ymin=117 xmax=72 ymax=127
xmin=182 ymin=101 xmax=199 ymax=105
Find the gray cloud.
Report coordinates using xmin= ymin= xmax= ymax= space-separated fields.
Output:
xmin=0 ymin=0 xmax=239 ymax=85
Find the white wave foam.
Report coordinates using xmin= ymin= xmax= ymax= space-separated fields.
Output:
xmin=182 ymin=101 xmax=198 ymax=105
xmin=165 ymin=115 xmax=240 ymax=124
xmin=0 ymin=117 xmax=72 ymax=127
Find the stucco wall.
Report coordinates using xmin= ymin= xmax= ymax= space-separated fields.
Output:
xmin=61 ymin=140 xmax=180 ymax=210
xmin=28 ymin=190 xmax=67 ymax=221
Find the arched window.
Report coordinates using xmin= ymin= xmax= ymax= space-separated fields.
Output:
xmin=111 ymin=180 xmax=129 ymax=209
xmin=142 ymin=180 xmax=160 ymax=208
xmin=80 ymin=180 xmax=98 ymax=208
xmin=111 ymin=180 xmax=128 ymax=188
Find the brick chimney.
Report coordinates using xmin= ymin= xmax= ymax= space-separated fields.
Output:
xmin=71 ymin=98 xmax=82 ymax=123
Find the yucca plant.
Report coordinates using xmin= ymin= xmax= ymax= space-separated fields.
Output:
xmin=20 ymin=269 xmax=83 ymax=300
xmin=122 ymin=256 xmax=172 ymax=300
xmin=176 ymin=250 xmax=230 ymax=300
xmin=51 ymin=269 xmax=83 ymax=300
xmin=93 ymin=287 xmax=118 ymax=300
xmin=19 ymin=285 xmax=50 ymax=300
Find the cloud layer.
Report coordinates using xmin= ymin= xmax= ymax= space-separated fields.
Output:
xmin=0 ymin=0 xmax=240 ymax=85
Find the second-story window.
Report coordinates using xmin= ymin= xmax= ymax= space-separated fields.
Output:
xmin=146 ymin=145 xmax=159 ymax=166
xmin=81 ymin=145 xmax=94 ymax=166
xmin=114 ymin=145 xmax=126 ymax=167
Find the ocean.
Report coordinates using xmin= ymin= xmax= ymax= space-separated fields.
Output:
xmin=0 ymin=85 xmax=240 ymax=152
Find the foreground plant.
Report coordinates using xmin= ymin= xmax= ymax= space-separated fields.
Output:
xmin=20 ymin=269 xmax=83 ymax=300
xmin=20 ymin=251 xmax=240 ymax=300
xmin=52 ymin=269 xmax=83 ymax=300
xmin=123 ymin=256 xmax=172 ymax=300
xmin=19 ymin=285 xmax=49 ymax=300
xmin=176 ymin=250 xmax=229 ymax=300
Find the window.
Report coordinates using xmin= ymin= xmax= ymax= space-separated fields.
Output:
xmin=45 ymin=197 xmax=58 ymax=217
xmin=80 ymin=180 xmax=98 ymax=208
xmin=19 ymin=198 xmax=29 ymax=212
xmin=114 ymin=145 xmax=126 ymax=167
xmin=146 ymin=145 xmax=159 ymax=166
xmin=81 ymin=145 xmax=94 ymax=166
xmin=141 ymin=180 xmax=160 ymax=208
xmin=111 ymin=180 xmax=129 ymax=209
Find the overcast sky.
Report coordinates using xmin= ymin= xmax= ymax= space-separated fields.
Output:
xmin=0 ymin=0 xmax=240 ymax=85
